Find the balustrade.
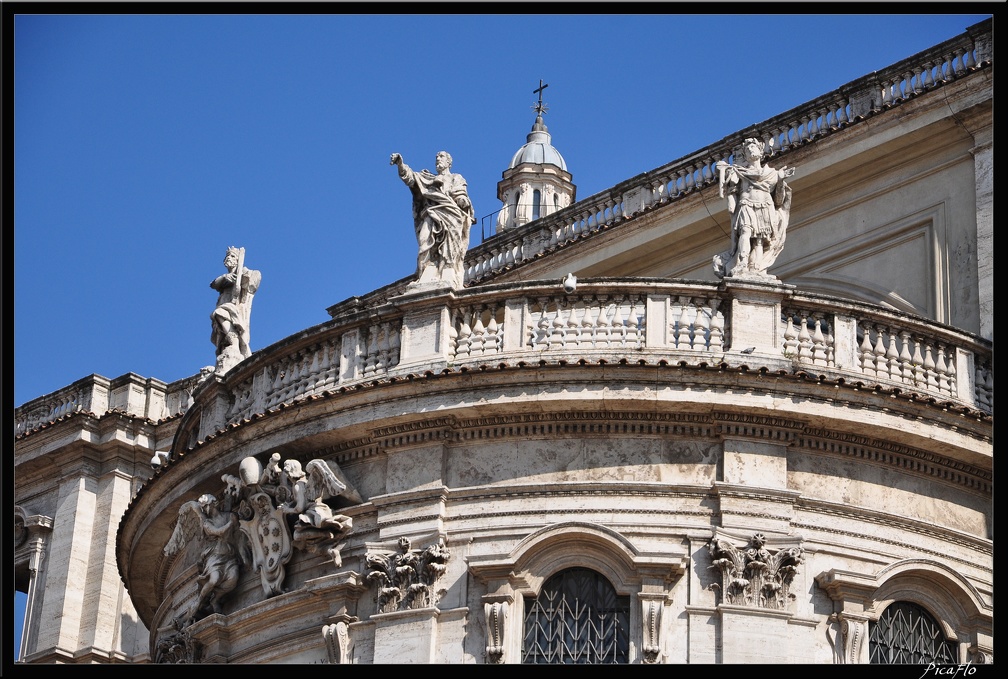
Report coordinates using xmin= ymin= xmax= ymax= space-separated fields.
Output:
xmin=462 ymin=27 xmax=984 ymax=286
xmin=18 ymin=280 xmax=991 ymax=445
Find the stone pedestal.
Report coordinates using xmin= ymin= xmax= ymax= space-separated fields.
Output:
xmin=371 ymin=607 xmax=440 ymax=663
xmin=718 ymin=604 xmax=792 ymax=663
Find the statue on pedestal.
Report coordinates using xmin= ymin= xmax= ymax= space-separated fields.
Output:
xmin=712 ymin=138 xmax=796 ymax=280
xmin=210 ymin=246 xmax=261 ymax=373
xmin=390 ymin=151 xmax=475 ymax=289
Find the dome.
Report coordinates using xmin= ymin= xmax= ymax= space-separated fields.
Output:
xmin=508 ymin=114 xmax=567 ymax=171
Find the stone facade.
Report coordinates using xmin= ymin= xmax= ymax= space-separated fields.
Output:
xmin=14 ymin=20 xmax=992 ymax=664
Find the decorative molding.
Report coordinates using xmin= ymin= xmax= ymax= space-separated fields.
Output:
xmin=322 ymin=620 xmax=351 ymax=664
xmin=365 ymin=536 xmax=451 ymax=613
xmin=708 ymin=531 xmax=804 ymax=610
xmin=639 ymin=595 xmax=664 ymax=664
xmin=154 ymin=623 xmax=202 ymax=664
xmin=483 ymin=600 xmax=508 ymax=664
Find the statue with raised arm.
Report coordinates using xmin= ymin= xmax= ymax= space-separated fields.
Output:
xmin=164 ymin=494 xmax=247 ymax=626
xmin=210 ymin=246 xmax=261 ymax=373
xmin=712 ymin=138 xmax=796 ymax=280
xmin=390 ymin=150 xmax=475 ymax=288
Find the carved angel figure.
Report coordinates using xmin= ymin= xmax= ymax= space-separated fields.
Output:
xmin=164 ymin=494 xmax=246 ymax=625
xmin=280 ymin=459 xmax=354 ymax=567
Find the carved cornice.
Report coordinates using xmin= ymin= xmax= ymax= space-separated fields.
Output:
xmin=793 ymin=511 xmax=992 ymax=573
xmin=796 ymin=430 xmax=991 ymax=490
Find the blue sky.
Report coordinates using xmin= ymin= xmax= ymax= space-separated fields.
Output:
xmin=10 ymin=9 xmax=993 ymax=657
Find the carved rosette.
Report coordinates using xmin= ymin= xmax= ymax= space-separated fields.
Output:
xmin=708 ymin=532 xmax=803 ymax=610
xmin=365 ymin=536 xmax=451 ymax=613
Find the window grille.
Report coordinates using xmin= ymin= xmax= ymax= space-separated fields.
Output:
xmin=869 ymin=601 xmax=957 ymax=664
xmin=522 ymin=567 xmax=630 ymax=664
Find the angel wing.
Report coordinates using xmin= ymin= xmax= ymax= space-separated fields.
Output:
xmin=164 ymin=499 xmax=206 ymax=557
xmin=304 ymin=459 xmax=347 ymax=502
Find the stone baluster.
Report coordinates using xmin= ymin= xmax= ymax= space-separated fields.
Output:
xmin=836 ymin=98 xmax=850 ymax=126
xmin=962 ymin=43 xmax=977 ymax=70
xmin=363 ymin=326 xmax=379 ymax=377
xmin=650 ymin=179 xmax=665 ymax=207
xmin=486 ymin=308 xmax=501 ymax=354
xmin=783 ymin=314 xmax=799 ymax=358
xmin=797 ymin=316 xmax=813 ymax=361
xmin=565 ymin=301 xmax=582 ymax=348
xmin=924 ymin=343 xmax=938 ymax=390
xmin=858 ymin=324 xmax=875 ymax=376
xmin=548 ymin=301 xmax=564 ymax=348
xmin=693 ymin=302 xmax=709 ymax=351
xmin=595 ymin=297 xmax=612 ymax=347
xmin=896 ymin=331 xmax=913 ymax=383
xmin=709 ymin=298 xmax=724 ymax=351
xmin=934 ymin=344 xmax=951 ymax=395
xmin=881 ymin=328 xmax=898 ymax=380
xmin=471 ymin=309 xmax=488 ymax=356
xmin=812 ymin=318 xmax=828 ymax=366
xmin=909 ymin=334 xmax=925 ymax=386
xmin=674 ymin=296 xmax=692 ymax=349
xmin=612 ymin=297 xmax=628 ymax=347
xmin=807 ymin=111 xmax=820 ymax=139
xmin=456 ymin=310 xmax=473 ymax=358
xmin=581 ymin=297 xmax=598 ymax=348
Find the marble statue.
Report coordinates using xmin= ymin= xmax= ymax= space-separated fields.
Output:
xmin=390 ymin=150 xmax=475 ymax=288
xmin=210 ymin=246 xmax=261 ymax=373
xmin=162 ymin=454 xmax=360 ymax=627
xmin=164 ymin=493 xmax=247 ymax=625
xmin=712 ymin=138 xmax=796 ymax=279
xmin=279 ymin=459 xmax=354 ymax=568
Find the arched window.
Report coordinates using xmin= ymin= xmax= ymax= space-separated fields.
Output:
xmin=532 ymin=189 xmax=541 ymax=220
xmin=869 ymin=601 xmax=957 ymax=664
xmin=522 ymin=567 xmax=630 ymax=664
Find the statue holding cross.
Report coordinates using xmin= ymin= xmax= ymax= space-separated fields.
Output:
xmin=210 ymin=246 xmax=262 ymax=374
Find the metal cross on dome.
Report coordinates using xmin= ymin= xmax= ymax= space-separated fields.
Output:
xmin=532 ymin=79 xmax=549 ymax=115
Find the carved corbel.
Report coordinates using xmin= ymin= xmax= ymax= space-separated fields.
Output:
xmin=322 ymin=620 xmax=352 ymax=664
xmin=484 ymin=600 xmax=509 ymax=664
xmin=639 ymin=594 xmax=665 ymax=664
xmin=967 ymin=647 xmax=992 ymax=664
xmin=829 ymin=613 xmax=867 ymax=664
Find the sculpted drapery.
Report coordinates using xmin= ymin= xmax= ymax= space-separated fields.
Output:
xmin=392 ymin=151 xmax=475 ymax=288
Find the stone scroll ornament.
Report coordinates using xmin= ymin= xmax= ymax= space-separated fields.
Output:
xmin=708 ymin=532 xmax=803 ymax=609
xmin=365 ymin=536 xmax=451 ymax=613
xmin=163 ymin=454 xmax=357 ymax=628
xmin=712 ymin=138 xmax=796 ymax=280
xmin=390 ymin=151 xmax=475 ymax=289
xmin=210 ymin=246 xmax=261 ymax=374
